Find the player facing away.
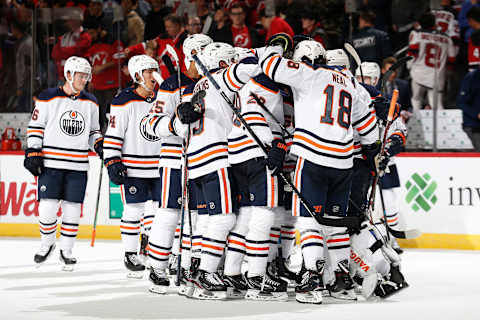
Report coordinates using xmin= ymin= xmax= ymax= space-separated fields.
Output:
xmin=143 ymin=33 xmax=213 ymax=295
xmin=259 ymin=40 xmax=379 ymax=304
xmin=103 ymin=54 xmax=162 ymax=278
xmin=223 ymin=47 xmax=287 ymax=301
xmin=176 ymin=42 xmax=262 ymax=300
xmin=25 ymin=56 xmax=103 ymax=270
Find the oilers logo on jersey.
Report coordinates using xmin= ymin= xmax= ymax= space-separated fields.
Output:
xmin=139 ymin=115 xmax=161 ymax=142
xmin=59 ymin=111 xmax=85 ymax=136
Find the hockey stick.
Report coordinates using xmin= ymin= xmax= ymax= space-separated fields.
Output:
xmin=250 ymin=92 xmax=293 ymax=139
xmin=167 ymin=44 xmax=193 ymax=286
xmin=90 ymin=160 xmax=103 ymax=247
xmin=152 ymin=71 xmax=164 ymax=86
xmin=368 ymin=90 xmax=399 ymax=214
xmin=192 ymin=54 xmax=360 ymax=229
xmin=344 ymin=43 xmax=363 ymax=82
xmin=380 ymin=56 xmax=412 ymax=97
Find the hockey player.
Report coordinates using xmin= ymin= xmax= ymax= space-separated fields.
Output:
xmin=175 ymin=42 xmax=262 ymax=300
xmin=259 ymin=40 xmax=379 ymax=304
xmin=143 ymin=33 xmax=213 ymax=295
xmin=222 ymin=47 xmax=287 ymax=301
xmin=408 ymin=12 xmax=456 ymax=111
xmin=25 ymin=56 xmax=103 ymax=270
xmin=103 ymin=54 xmax=162 ymax=278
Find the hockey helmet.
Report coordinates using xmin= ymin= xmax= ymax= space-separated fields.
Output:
xmin=234 ymin=47 xmax=256 ymax=62
xmin=326 ymin=49 xmax=350 ymax=70
xmin=356 ymin=62 xmax=381 ymax=86
xmin=64 ymin=56 xmax=91 ymax=93
xmin=183 ymin=33 xmax=213 ymax=65
xmin=196 ymin=42 xmax=237 ymax=75
xmin=128 ymin=54 xmax=159 ymax=90
xmin=292 ymin=40 xmax=326 ymax=65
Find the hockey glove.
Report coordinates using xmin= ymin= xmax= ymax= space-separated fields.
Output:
xmin=94 ymin=137 xmax=104 ymax=159
xmin=104 ymin=157 xmax=127 ymax=185
xmin=266 ymin=139 xmax=287 ymax=176
xmin=24 ymin=148 xmax=44 ymax=176
xmin=266 ymin=32 xmax=294 ymax=57
xmin=176 ymin=90 xmax=205 ymax=124
xmin=378 ymin=135 xmax=404 ymax=176
xmin=362 ymin=140 xmax=381 ymax=174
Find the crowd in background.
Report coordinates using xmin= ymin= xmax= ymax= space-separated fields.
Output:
xmin=0 ymin=0 xmax=479 ymax=149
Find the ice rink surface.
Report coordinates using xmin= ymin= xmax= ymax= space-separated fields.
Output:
xmin=1 ymin=238 xmax=479 ymax=320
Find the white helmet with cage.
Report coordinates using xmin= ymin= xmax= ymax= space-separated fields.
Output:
xmin=128 ymin=54 xmax=159 ymax=91
xmin=292 ymin=40 xmax=326 ymax=65
xmin=64 ymin=56 xmax=92 ymax=93
xmin=196 ymin=42 xmax=237 ymax=75
xmin=183 ymin=33 xmax=213 ymax=66
xmin=355 ymin=61 xmax=381 ymax=86
xmin=326 ymin=49 xmax=350 ymax=70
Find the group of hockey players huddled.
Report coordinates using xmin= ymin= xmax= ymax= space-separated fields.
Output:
xmin=24 ymin=31 xmax=410 ymax=304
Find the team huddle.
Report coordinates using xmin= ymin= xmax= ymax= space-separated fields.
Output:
xmin=24 ymin=32 xmax=410 ymax=304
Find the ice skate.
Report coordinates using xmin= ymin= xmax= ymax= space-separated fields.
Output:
xmin=178 ymin=267 xmax=194 ymax=297
xmin=245 ymin=272 xmax=288 ymax=302
xmin=192 ymin=270 xmax=227 ymax=300
xmin=124 ymin=252 xmax=145 ymax=279
xmin=375 ymin=264 xmax=409 ymax=298
xmin=59 ymin=250 xmax=77 ymax=272
xmin=34 ymin=243 xmax=56 ymax=267
xmin=327 ymin=260 xmax=357 ymax=301
xmin=295 ymin=269 xmax=323 ymax=304
xmin=149 ymin=267 xmax=170 ymax=294
xmin=223 ymin=274 xmax=248 ymax=298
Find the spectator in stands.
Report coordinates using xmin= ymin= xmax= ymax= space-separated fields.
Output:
xmin=377 ymin=57 xmax=413 ymax=122
xmin=208 ymin=5 xmax=232 ymax=44
xmin=136 ymin=0 xmax=151 ymax=21
xmin=299 ymin=10 xmax=325 ymax=47
xmin=85 ymin=20 xmax=123 ymax=133
xmin=121 ymin=0 xmax=144 ymax=46
xmin=459 ymin=0 xmax=479 ymax=42
xmin=457 ymin=68 xmax=480 ymax=151
xmin=352 ymin=10 xmax=392 ymax=65
xmin=11 ymin=19 xmax=35 ymax=112
xmin=275 ymin=0 xmax=305 ymax=35
xmin=258 ymin=0 xmax=294 ymax=42
xmin=467 ymin=6 xmax=480 ymax=70
xmin=51 ymin=8 xmax=92 ymax=82
xmin=186 ymin=16 xmax=203 ymax=35
xmin=83 ymin=0 xmax=115 ymax=44
xmin=144 ymin=0 xmax=171 ymax=41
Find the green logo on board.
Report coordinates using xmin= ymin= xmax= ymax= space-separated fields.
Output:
xmin=405 ymin=173 xmax=438 ymax=212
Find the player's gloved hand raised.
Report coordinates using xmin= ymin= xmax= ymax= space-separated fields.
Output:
xmin=176 ymin=90 xmax=206 ymax=124
xmin=94 ymin=137 xmax=104 ymax=159
xmin=24 ymin=148 xmax=44 ymax=176
xmin=104 ymin=157 xmax=127 ymax=185
xmin=267 ymin=32 xmax=294 ymax=57
xmin=266 ymin=139 xmax=287 ymax=176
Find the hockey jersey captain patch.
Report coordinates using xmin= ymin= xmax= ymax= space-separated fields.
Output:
xmin=59 ymin=111 xmax=85 ymax=136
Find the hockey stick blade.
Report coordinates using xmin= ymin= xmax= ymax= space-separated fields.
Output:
xmin=344 ymin=43 xmax=363 ymax=82
xmin=387 ymin=226 xmax=422 ymax=239
xmin=166 ymin=44 xmax=179 ymax=63
xmin=152 ymin=71 xmax=164 ymax=85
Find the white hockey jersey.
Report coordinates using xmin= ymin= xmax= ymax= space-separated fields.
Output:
xmin=432 ymin=9 xmax=460 ymax=41
xmin=261 ymin=52 xmax=378 ymax=169
xmin=408 ymin=29 xmax=456 ymax=89
xmin=228 ymin=73 xmax=283 ymax=165
xmin=104 ymin=87 xmax=162 ymax=178
xmin=27 ymin=87 xmax=102 ymax=171
xmin=186 ymin=62 xmax=261 ymax=179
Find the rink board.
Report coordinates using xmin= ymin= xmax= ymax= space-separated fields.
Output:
xmin=1 ymin=152 xmax=480 ymax=250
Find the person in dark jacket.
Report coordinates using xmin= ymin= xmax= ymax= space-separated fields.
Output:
xmin=144 ymin=0 xmax=171 ymax=41
xmin=352 ymin=10 xmax=393 ymax=65
xmin=457 ymin=68 xmax=480 ymax=151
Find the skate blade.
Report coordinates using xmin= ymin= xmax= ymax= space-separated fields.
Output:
xmin=245 ymin=290 xmax=288 ymax=302
xmin=192 ymin=288 xmax=227 ymax=300
xmin=295 ymin=291 xmax=323 ymax=304
xmin=178 ymin=284 xmax=194 ymax=297
xmin=379 ymin=282 xmax=409 ymax=299
xmin=62 ymin=264 xmax=75 ymax=272
xmin=149 ymin=284 xmax=168 ymax=294
xmin=127 ymin=271 xmax=145 ymax=279
xmin=329 ymin=290 xmax=357 ymax=301
xmin=226 ymin=287 xmax=246 ymax=299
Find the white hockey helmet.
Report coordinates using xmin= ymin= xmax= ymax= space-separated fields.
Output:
xmin=326 ymin=49 xmax=350 ymax=70
xmin=196 ymin=42 xmax=237 ymax=74
xmin=64 ymin=56 xmax=91 ymax=93
xmin=128 ymin=54 xmax=159 ymax=90
xmin=292 ymin=40 xmax=326 ymax=65
xmin=235 ymin=47 xmax=255 ymax=62
xmin=356 ymin=61 xmax=381 ymax=86
xmin=183 ymin=33 xmax=213 ymax=65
